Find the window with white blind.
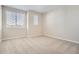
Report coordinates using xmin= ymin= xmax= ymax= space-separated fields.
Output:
xmin=6 ymin=11 xmax=17 ymax=26
xmin=32 ymin=15 xmax=38 ymax=25
xmin=4 ymin=8 xmax=25 ymax=28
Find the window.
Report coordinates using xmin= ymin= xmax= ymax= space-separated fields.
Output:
xmin=17 ymin=13 xmax=25 ymax=26
xmin=32 ymin=15 xmax=38 ymax=25
xmin=5 ymin=10 xmax=25 ymax=28
xmin=6 ymin=11 xmax=17 ymax=25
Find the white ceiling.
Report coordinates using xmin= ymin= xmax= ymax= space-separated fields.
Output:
xmin=5 ymin=5 xmax=63 ymax=13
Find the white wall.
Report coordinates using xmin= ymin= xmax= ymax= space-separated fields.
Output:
xmin=43 ymin=8 xmax=65 ymax=39
xmin=43 ymin=6 xmax=79 ymax=43
xmin=0 ymin=5 xmax=2 ymax=42
xmin=2 ymin=9 xmax=43 ymax=39
xmin=64 ymin=6 xmax=79 ymax=42
xmin=2 ymin=5 xmax=79 ymax=43
xmin=27 ymin=11 xmax=43 ymax=37
xmin=2 ymin=7 xmax=27 ymax=40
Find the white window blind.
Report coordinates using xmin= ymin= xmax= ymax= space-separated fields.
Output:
xmin=17 ymin=13 xmax=25 ymax=26
xmin=5 ymin=10 xmax=25 ymax=27
xmin=6 ymin=11 xmax=17 ymax=25
xmin=32 ymin=15 xmax=38 ymax=25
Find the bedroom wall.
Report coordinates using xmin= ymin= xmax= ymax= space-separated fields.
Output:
xmin=43 ymin=7 xmax=65 ymax=39
xmin=43 ymin=6 xmax=79 ymax=44
xmin=2 ymin=7 xmax=27 ymax=40
xmin=64 ymin=6 xmax=79 ymax=43
xmin=0 ymin=5 xmax=2 ymax=42
xmin=2 ymin=6 xmax=43 ymax=39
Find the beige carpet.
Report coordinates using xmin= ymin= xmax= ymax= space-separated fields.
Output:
xmin=0 ymin=36 xmax=79 ymax=54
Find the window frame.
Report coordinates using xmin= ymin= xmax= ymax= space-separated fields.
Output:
xmin=32 ymin=15 xmax=39 ymax=25
xmin=2 ymin=6 xmax=26 ymax=28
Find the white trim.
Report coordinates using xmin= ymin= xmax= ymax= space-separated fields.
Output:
xmin=27 ymin=33 xmax=42 ymax=37
xmin=2 ymin=36 xmax=26 ymax=41
xmin=44 ymin=33 xmax=79 ymax=44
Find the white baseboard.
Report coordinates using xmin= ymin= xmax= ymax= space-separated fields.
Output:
xmin=27 ymin=33 xmax=42 ymax=37
xmin=2 ymin=36 xmax=26 ymax=41
xmin=2 ymin=33 xmax=42 ymax=40
xmin=44 ymin=33 xmax=79 ymax=44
